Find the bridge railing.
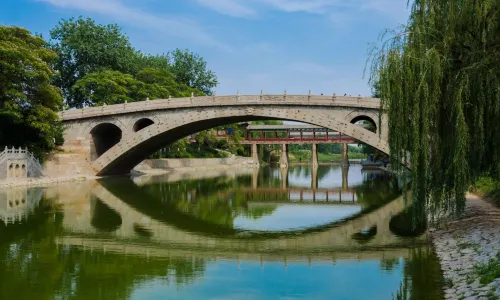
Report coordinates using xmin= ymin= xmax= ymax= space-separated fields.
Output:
xmin=59 ymin=93 xmax=382 ymax=121
xmin=0 ymin=146 xmax=45 ymax=179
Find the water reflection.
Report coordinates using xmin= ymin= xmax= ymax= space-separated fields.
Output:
xmin=0 ymin=187 xmax=43 ymax=225
xmin=0 ymin=165 xmax=443 ymax=299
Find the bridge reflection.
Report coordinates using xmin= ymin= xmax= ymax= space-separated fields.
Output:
xmin=249 ymin=165 xmax=355 ymax=203
xmin=0 ymin=165 xmax=421 ymax=252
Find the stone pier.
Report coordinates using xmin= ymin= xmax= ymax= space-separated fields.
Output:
xmin=251 ymin=143 xmax=259 ymax=166
xmin=342 ymin=166 xmax=349 ymax=190
xmin=280 ymin=144 xmax=288 ymax=168
xmin=252 ymin=167 xmax=259 ymax=189
xmin=312 ymin=144 xmax=318 ymax=168
xmin=280 ymin=167 xmax=288 ymax=190
xmin=312 ymin=165 xmax=318 ymax=191
xmin=342 ymin=143 xmax=349 ymax=167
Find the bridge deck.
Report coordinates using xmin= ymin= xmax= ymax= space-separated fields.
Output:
xmin=59 ymin=94 xmax=381 ymax=121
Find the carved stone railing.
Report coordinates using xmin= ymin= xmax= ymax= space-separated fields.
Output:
xmin=0 ymin=146 xmax=44 ymax=180
xmin=59 ymin=92 xmax=382 ymax=121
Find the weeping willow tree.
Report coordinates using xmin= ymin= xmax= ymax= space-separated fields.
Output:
xmin=370 ymin=0 xmax=500 ymax=214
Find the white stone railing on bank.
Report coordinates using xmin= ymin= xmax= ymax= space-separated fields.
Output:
xmin=0 ymin=147 xmax=45 ymax=180
xmin=59 ymin=93 xmax=382 ymax=121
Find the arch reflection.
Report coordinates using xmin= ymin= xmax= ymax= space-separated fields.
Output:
xmin=95 ymin=165 xmax=402 ymax=238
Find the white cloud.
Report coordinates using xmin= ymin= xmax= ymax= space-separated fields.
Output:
xmin=192 ymin=0 xmax=408 ymax=22
xmin=257 ymin=0 xmax=340 ymax=14
xmin=37 ymin=0 xmax=231 ymax=50
xmin=193 ymin=0 xmax=256 ymax=18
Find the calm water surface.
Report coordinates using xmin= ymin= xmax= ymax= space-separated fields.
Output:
xmin=0 ymin=165 xmax=443 ymax=299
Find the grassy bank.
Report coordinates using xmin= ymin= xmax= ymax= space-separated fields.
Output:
xmin=288 ymin=150 xmax=367 ymax=163
xmin=472 ymin=176 xmax=500 ymax=207
xmin=317 ymin=153 xmax=367 ymax=161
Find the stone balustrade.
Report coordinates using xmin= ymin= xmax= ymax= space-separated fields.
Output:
xmin=59 ymin=94 xmax=382 ymax=121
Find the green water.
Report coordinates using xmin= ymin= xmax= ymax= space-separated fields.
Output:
xmin=0 ymin=165 xmax=443 ymax=299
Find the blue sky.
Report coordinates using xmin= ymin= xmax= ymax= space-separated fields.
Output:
xmin=0 ymin=0 xmax=409 ymax=96
xmin=131 ymin=259 xmax=405 ymax=299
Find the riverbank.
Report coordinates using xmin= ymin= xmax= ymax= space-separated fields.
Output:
xmin=430 ymin=194 xmax=500 ymax=299
xmin=0 ymin=156 xmax=257 ymax=188
xmin=133 ymin=157 xmax=256 ymax=175
xmin=0 ymin=175 xmax=93 ymax=188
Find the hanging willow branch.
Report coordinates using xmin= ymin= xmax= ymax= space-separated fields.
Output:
xmin=369 ymin=0 xmax=500 ymax=214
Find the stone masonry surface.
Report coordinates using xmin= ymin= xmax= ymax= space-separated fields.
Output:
xmin=431 ymin=194 xmax=500 ymax=300
xmin=58 ymin=94 xmax=388 ymax=175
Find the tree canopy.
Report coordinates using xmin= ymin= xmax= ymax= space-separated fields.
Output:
xmin=370 ymin=0 xmax=500 ymax=213
xmin=50 ymin=17 xmax=139 ymax=108
xmin=0 ymin=26 xmax=63 ymax=155
xmin=49 ymin=17 xmax=217 ymax=108
xmin=72 ymin=68 xmax=203 ymax=107
xmin=168 ymin=49 xmax=218 ymax=95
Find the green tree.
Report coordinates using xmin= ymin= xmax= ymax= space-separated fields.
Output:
xmin=169 ymin=49 xmax=218 ymax=95
xmin=156 ymin=138 xmax=192 ymax=159
xmin=0 ymin=26 xmax=63 ymax=156
xmin=72 ymin=70 xmax=142 ymax=106
xmin=348 ymin=145 xmax=361 ymax=153
xmin=370 ymin=1 xmax=500 ymax=212
xmin=73 ymin=68 xmax=205 ymax=107
xmin=251 ymin=120 xmax=284 ymax=126
xmin=136 ymin=68 xmax=203 ymax=99
xmin=50 ymin=17 xmax=139 ymax=108
xmin=135 ymin=53 xmax=170 ymax=70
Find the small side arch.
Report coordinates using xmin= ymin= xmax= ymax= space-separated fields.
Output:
xmin=350 ymin=115 xmax=377 ymax=133
xmin=90 ymin=123 xmax=123 ymax=160
xmin=133 ymin=118 xmax=155 ymax=132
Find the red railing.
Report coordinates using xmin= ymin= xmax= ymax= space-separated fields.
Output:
xmin=189 ymin=128 xmax=358 ymax=144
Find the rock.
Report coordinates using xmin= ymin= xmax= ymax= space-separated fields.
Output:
xmin=431 ymin=195 xmax=500 ymax=300
xmin=461 ymin=248 xmax=475 ymax=254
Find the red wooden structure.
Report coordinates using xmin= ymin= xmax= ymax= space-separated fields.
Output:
xmin=241 ymin=125 xmax=356 ymax=144
xmin=189 ymin=124 xmax=362 ymax=144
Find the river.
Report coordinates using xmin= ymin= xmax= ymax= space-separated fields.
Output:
xmin=0 ymin=165 xmax=443 ymax=299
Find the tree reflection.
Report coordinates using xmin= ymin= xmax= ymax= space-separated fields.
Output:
xmin=392 ymin=246 xmax=444 ymax=300
xmin=389 ymin=202 xmax=427 ymax=237
xmin=0 ymin=199 xmax=208 ymax=300
xmin=355 ymin=170 xmax=401 ymax=209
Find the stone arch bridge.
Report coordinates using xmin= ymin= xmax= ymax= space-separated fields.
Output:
xmin=60 ymin=93 xmax=387 ymax=175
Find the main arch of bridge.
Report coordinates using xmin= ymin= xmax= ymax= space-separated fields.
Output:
xmin=60 ymin=94 xmax=387 ymax=175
